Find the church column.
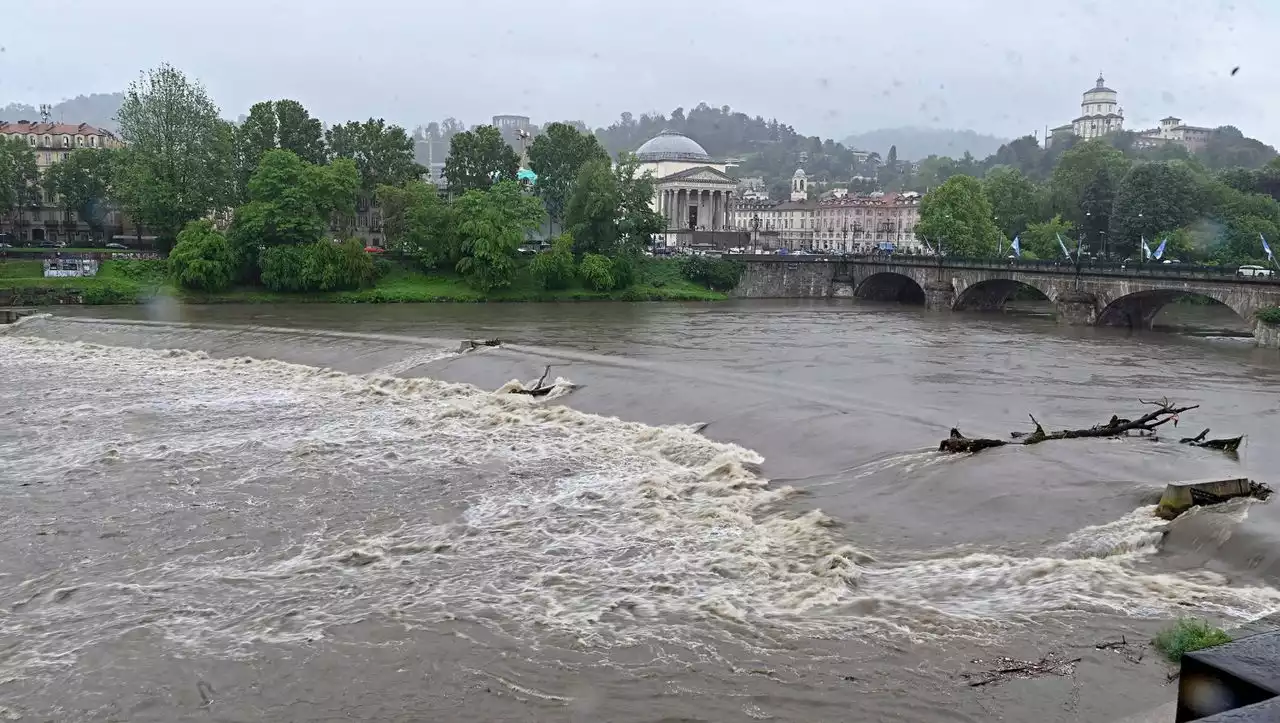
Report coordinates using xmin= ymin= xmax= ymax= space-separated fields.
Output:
xmin=713 ymin=191 xmax=722 ymax=231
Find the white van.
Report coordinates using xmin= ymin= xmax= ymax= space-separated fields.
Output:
xmin=1237 ymin=265 xmax=1275 ymax=277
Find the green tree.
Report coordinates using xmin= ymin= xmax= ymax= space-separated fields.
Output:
xmin=113 ymin=64 xmax=232 ymax=248
xmin=527 ymin=122 xmax=608 ymax=233
xmin=1109 ymin=161 xmax=1206 ymax=255
xmin=233 ymin=99 xmax=326 ymax=202
xmin=0 ymin=136 xmax=42 ymax=227
xmin=915 ymin=175 xmax=1002 ymax=257
xmin=565 ymin=158 xmax=620 ymax=255
xmin=237 ymin=149 xmax=327 ymax=246
xmin=1049 ymin=140 xmax=1130 ymax=227
xmin=326 ymin=118 xmax=421 ymax=197
xmin=169 ymin=219 xmax=236 ymax=291
xmin=444 ymin=125 xmax=520 ymax=194
xmin=1078 ymin=167 xmax=1116 ymax=256
xmin=578 ymin=253 xmax=615 ymax=291
xmin=453 ymin=180 xmax=545 ymax=290
xmin=982 ymin=165 xmax=1041 ymax=239
xmin=565 ymin=154 xmax=664 ymax=257
xmin=376 ymin=181 xmax=456 ymax=268
xmin=42 ymin=148 xmax=119 ymax=240
xmin=530 ymin=233 xmax=576 ymax=290
xmin=1021 ymin=215 xmax=1075 ymax=260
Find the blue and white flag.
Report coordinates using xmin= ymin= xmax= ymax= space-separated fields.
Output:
xmin=1263 ymin=233 xmax=1274 ymax=260
xmin=1011 ymin=235 xmax=1021 ymax=258
xmin=1154 ymin=238 xmax=1168 ymax=260
xmin=1141 ymin=237 xmax=1152 ymax=260
xmin=1057 ymin=233 xmax=1072 ymax=260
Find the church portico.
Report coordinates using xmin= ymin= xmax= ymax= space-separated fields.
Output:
xmin=634 ymin=130 xmax=737 ymax=246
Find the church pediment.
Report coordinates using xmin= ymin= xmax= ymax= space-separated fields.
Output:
xmin=658 ymin=166 xmax=736 ymax=184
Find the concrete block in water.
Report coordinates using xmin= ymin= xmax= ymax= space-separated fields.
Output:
xmin=1156 ymin=478 xmax=1270 ymax=521
xmin=1176 ymin=630 xmax=1280 ymax=721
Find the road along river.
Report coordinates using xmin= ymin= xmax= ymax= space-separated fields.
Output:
xmin=2 ymin=300 xmax=1278 ymax=722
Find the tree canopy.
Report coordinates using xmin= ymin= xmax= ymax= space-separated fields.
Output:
xmin=915 ymin=175 xmax=1002 ymax=257
xmin=113 ymin=63 xmax=232 ymax=246
xmin=444 ymin=125 xmax=521 ymax=194
xmin=528 ymin=122 xmax=608 ymax=233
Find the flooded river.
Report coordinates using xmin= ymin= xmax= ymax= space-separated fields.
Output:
xmin=2 ymin=300 xmax=1279 ymax=722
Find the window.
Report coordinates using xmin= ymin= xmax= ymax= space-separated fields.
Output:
xmin=43 ymin=135 xmax=52 ymax=146
xmin=61 ymin=152 xmax=69 ymax=161
xmin=62 ymin=135 xmax=71 ymax=148
xmin=89 ymin=136 xmax=98 ymax=148
xmin=43 ymin=152 xmax=51 ymax=163
xmin=28 ymin=134 xmax=36 ymax=146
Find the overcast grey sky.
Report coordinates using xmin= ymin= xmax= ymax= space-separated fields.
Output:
xmin=3 ymin=0 xmax=1274 ymax=143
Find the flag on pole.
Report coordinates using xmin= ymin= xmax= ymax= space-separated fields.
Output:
xmin=1011 ymin=235 xmax=1021 ymax=258
xmin=1141 ymin=237 xmax=1152 ymax=260
xmin=1057 ymin=233 xmax=1072 ymax=260
xmin=1263 ymin=233 xmax=1274 ymax=260
xmin=921 ymin=239 xmax=935 ymax=255
xmin=1154 ymin=238 xmax=1168 ymax=260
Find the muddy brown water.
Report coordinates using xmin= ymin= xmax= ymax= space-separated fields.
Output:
xmin=2 ymin=299 xmax=1278 ymax=722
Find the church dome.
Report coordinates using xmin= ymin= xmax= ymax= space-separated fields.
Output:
xmin=635 ymin=130 xmax=711 ymax=162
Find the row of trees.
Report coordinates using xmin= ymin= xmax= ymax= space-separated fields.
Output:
xmin=914 ymin=139 xmax=1280 ymax=266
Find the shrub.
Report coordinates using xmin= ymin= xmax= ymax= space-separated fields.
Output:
xmin=610 ymin=253 xmax=637 ymax=290
xmin=81 ymin=279 xmax=139 ymax=304
xmin=106 ymin=259 xmax=168 ymax=284
xmin=680 ymin=255 xmax=744 ymax=291
xmin=1153 ymin=618 xmax=1231 ymax=662
xmin=579 ymin=253 xmax=614 ymax=291
xmin=260 ymin=239 xmax=376 ymax=293
xmin=168 ymin=219 xmax=236 ymax=292
xmin=1258 ymin=306 xmax=1280 ymax=324
xmin=531 ymin=234 xmax=576 ymax=290
xmin=373 ymin=256 xmax=394 ymax=280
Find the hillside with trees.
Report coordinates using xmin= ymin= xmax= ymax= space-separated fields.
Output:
xmin=842 ymin=127 xmax=1008 ymax=161
xmin=0 ymin=93 xmax=125 ymax=130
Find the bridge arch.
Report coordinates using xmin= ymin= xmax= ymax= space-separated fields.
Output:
xmin=952 ymin=278 xmax=1053 ymax=312
xmin=854 ymin=271 xmax=926 ymax=304
xmin=1096 ymin=288 xmax=1254 ymax=329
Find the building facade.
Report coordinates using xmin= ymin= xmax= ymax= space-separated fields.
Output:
xmin=1132 ymin=116 xmax=1212 ymax=152
xmin=634 ymin=130 xmax=737 ymax=247
xmin=728 ymin=178 xmax=923 ymax=253
xmin=0 ymin=120 xmax=126 ymax=245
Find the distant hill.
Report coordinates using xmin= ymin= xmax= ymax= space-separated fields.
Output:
xmin=842 ymin=127 xmax=1009 ymax=161
xmin=0 ymin=93 xmax=125 ymax=130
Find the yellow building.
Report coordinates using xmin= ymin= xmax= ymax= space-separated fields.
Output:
xmin=0 ymin=120 xmax=124 ymax=245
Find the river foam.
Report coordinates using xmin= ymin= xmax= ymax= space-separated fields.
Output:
xmin=1 ymin=330 xmax=1278 ymax=685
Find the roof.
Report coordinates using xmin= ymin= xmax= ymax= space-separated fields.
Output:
xmin=1161 ymin=116 xmax=1181 ymax=122
xmin=0 ymin=121 xmax=115 ymax=137
xmin=635 ymin=130 xmax=711 ymax=162
xmin=658 ymin=165 xmax=735 ymax=184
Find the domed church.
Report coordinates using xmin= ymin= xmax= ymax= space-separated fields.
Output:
xmin=633 ymin=130 xmax=736 ymax=237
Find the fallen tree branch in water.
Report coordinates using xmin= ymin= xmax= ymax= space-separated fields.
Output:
xmin=1179 ymin=428 xmax=1245 ymax=453
xmin=506 ymin=365 xmax=557 ymax=398
xmin=459 ymin=339 xmax=502 ymax=353
xmin=940 ymin=398 xmax=1208 ymax=454
xmin=960 ymin=653 xmax=1082 ymax=687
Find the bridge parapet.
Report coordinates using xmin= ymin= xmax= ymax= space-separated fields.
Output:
xmin=729 ymin=256 xmax=1280 ymax=348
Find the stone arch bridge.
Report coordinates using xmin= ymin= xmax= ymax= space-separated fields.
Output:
xmin=728 ymin=256 xmax=1280 ymax=347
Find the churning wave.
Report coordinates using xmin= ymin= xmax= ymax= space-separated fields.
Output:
xmin=1 ymin=331 xmax=1278 ymax=684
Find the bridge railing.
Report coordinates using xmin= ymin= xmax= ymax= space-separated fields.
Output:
xmin=722 ymin=253 xmax=1280 ymax=285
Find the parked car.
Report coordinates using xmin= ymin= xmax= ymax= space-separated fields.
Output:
xmin=105 ymin=242 xmax=128 ymax=250
xmin=364 ymin=246 xmax=385 ymax=254
xmin=1237 ymin=264 xmax=1275 ymax=277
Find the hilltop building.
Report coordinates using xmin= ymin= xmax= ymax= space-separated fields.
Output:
xmin=1046 ymin=74 xmax=1213 ymax=152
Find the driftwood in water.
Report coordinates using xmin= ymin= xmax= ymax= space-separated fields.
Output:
xmin=960 ymin=653 xmax=1082 ymax=687
xmin=459 ymin=339 xmax=501 ymax=353
xmin=507 ymin=365 xmax=556 ymax=398
xmin=1179 ymin=428 xmax=1245 ymax=453
xmin=940 ymin=398 xmax=1201 ymax=454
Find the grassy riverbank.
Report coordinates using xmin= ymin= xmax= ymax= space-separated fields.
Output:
xmin=0 ymin=257 xmax=728 ymax=305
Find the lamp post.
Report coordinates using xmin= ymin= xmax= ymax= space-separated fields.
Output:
xmin=750 ymin=214 xmax=761 ymax=253
xmin=842 ymin=223 xmax=849 ymax=254
xmin=1136 ymin=212 xmax=1144 ymax=268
